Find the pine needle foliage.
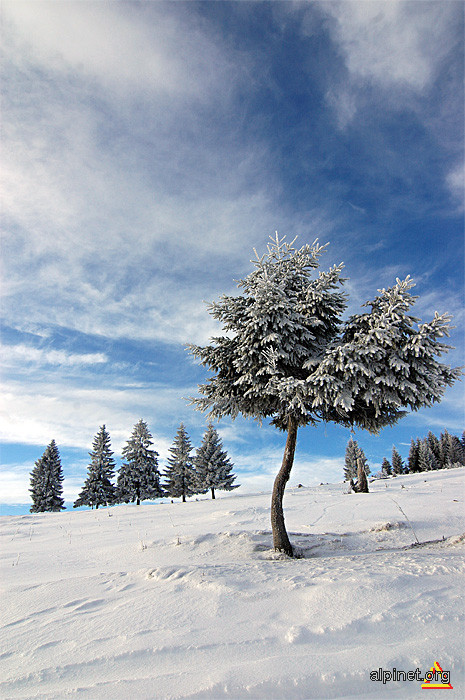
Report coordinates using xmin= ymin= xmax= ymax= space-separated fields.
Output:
xmin=74 ymin=425 xmax=116 ymax=510
xmin=344 ymin=439 xmax=370 ymax=480
xmin=117 ymin=419 xmax=163 ymax=505
xmin=29 ymin=439 xmax=65 ymax=513
xmin=194 ymin=424 xmax=239 ymax=499
xmin=164 ymin=424 xmax=197 ymax=502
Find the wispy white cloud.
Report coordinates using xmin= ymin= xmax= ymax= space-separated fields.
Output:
xmin=2 ymin=344 xmax=107 ymax=368
xmin=0 ymin=465 xmax=34 ymax=505
xmin=1 ymin=1 xmax=301 ymax=348
xmin=0 ymin=378 xmax=192 ymax=454
xmin=2 ymin=1 xmax=237 ymax=101
xmin=322 ymin=0 xmax=455 ymax=92
xmin=446 ymin=162 xmax=464 ymax=208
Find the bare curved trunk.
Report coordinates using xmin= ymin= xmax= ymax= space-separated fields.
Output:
xmin=271 ymin=416 xmax=298 ymax=556
xmin=356 ymin=457 xmax=369 ymax=493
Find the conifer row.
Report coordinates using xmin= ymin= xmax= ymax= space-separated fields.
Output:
xmin=29 ymin=421 xmax=238 ymax=512
xmin=343 ymin=430 xmax=464 ymax=482
xmin=381 ymin=430 xmax=465 ymax=476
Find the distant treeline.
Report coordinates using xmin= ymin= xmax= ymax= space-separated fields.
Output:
xmin=344 ymin=429 xmax=465 ymax=482
xmin=29 ymin=421 xmax=238 ymax=513
xmin=381 ymin=429 xmax=465 ymax=476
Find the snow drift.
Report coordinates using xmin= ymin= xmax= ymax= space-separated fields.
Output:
xmin=1 ymin=468 xmax=464 ymax=699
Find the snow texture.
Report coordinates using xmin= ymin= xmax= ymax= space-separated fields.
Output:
xmin=1 ymin=468 xmax=464 ymax=699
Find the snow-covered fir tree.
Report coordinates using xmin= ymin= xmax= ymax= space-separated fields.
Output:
xmin=439 ymin=430 xmax=465 ymax=467
xmin=418 ymin=439 xmax=438 ymax=471
xmin=445 ymin=432 xmax=465 ymax=467
xmin=163 ymin=424 xmax=197 ymax=502
xmin=380 ymin=457 xmax=392 ymax=477
xmin=74 ymin=426 xmax=116 ymax=509
xmin=194 ymin=424 xmax=239 ymax=499
xmin=407 ymin=438 xmax=421 ymax=472
xmin=344 ymin=439 xmax=370 ymax=481
xmin=29 ymin=440 xmax=65 ymax=513
xmin=391 ymin=446 xmax=405 ymax=475
xmin=117 ymin=420 xmax=163 ymax=505
xmin=427 ymin=431 xmax=441 ymax=464
xmin=189 ymin=234 xmax=461 ymax=556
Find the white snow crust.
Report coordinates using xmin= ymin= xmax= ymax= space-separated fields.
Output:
xmin=1 ymin=468 xmax=464 ymax=699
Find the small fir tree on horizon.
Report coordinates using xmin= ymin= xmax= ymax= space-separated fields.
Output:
xmin=74 ymin=425 xmax=116 ymax=510
xmin=391 ymin=446 xmax=405 ymax=475
xmin=418 ymin=439 xmax=438 ymax=471
xmin=194 ymin=424 xmax=239 ymax=499
xmin=380 ymin=457 xmax=392 ymax=477
xmin=117 ymin=419 xmax=163 ymax=505
xmin=427 ymin=431 xmax=441 ymax=464
xmin=443 ymin=431 xmax=465 ymax=467
xmin=163 ymin=424 xmax=197 ymax=502
xmin=344 ymin=438 xmax=370 ymax=481
xmin=407 ymin=438 xmax=421 ymax=473
xmin=29 ymin=439 xmax=65 ymax=513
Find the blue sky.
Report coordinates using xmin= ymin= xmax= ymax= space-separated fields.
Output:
xmin=1 ymin=0 xmax=464 ymax=513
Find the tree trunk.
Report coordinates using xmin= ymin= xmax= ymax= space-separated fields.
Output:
xmin=182 ymin=493 xmax=186 ymax=503
xmin=271 ymin=416 xmax=298 ymax=556
xmin=356 ymin=457 xmax=369 ymax=493
xmin=211 ymin=487 xmax=215 ymax=499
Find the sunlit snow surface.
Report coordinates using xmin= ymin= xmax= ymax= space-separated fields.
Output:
xmin=1 ymin=469 xmax=464 ymax=699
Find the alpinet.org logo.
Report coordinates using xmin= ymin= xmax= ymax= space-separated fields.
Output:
xmin=421 ymin=661 xmax=453 ymax=690
xmin=370 ymin=661 xmax=453 ymax=689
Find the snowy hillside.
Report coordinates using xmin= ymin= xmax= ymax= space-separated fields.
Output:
xmin=1 ymin=468 xmax=464 ymax=699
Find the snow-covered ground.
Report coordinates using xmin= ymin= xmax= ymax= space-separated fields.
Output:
xmin=1 ymin=468 xmax=464 ymax=699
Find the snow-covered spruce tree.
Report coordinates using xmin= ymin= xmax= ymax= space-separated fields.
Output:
xmin=343 ymin=438 xmax=370 ymax=482
xmin=188 ymin=234 xmax=461 ymax=556
xmin=117 ymin=420 xmax=163 ymax=505
xmin=74 ymin=425 xmax=116 ymax=509
xmin=407 ymin=438 xmax=420 ymax=472
xmin=194 ymin=424 xmax=239 ymax=499
xmin=29 ymin=440 xmax=65 ymax=513
xmin=381 ymin=457 xmax=392 ymax=477
xmin=391 ymin=446 xmax=405 ymax=475
xmin=447 ymin=434 xmax=465 ymax=466
xmin=164 ymin=424 xmax=197 ymax=502
xmin=441 ymin=431 xmax=465 ymax=467
xmin=427 ymin=431 xmax=441 ymax=465
xmin=418 ymin=439 xmax=438 ymax=471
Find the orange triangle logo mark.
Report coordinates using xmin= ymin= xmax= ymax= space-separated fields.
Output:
xmin=421 ymin=661 xmax=453 ymax=689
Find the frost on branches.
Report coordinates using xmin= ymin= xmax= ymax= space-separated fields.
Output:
xmin=188 ymin=234 xmax=461 ymax=556
xmin=29 ymin=440 xmax=65 ymax=513
xmin=117 ymin=420 xmax=163 ymax=505
xmin=344 ymin=439 xmax=370 ymax=483
xmin=164 ymin=424 xmax=197 ymax=503
xmin=194 ymin=424 xmax=239 ymax=499
xmin=74 ymin=425 xmax=116 ymax=510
